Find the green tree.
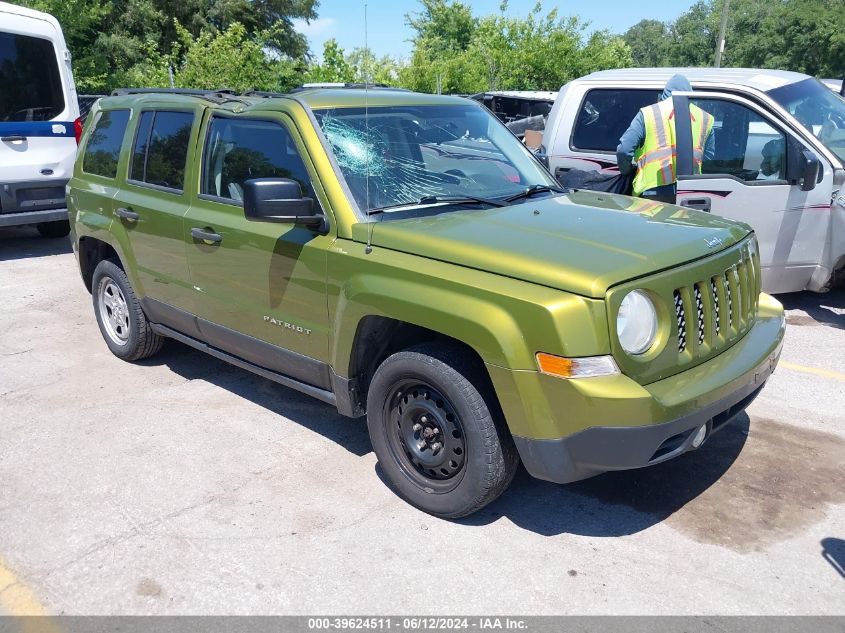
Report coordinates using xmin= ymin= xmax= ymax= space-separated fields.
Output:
xmin=406 ymin=0 xmax=478 ymax=56
xmin=125 ymin=21 xmax=304 ymax=93
xmin=727 ymin=0 xmax=845 ymax=76
xmin=18 ymin=0 xmax=317 ymax=92
xmin=623 ymin=19 xmax=673 ymax=67
xmin=402 ymin=1 xmax=632 ymax=93
xmin=306 ymin=39 xmax=355 ymax=83
xmin=623 ymin=0 xmax=845 ymax=77
xmin=205 ymin=0 xmax=317 ymax=58
xmin=668 ymin=0 xmax=720 ymax=66
xmin=346 ymin=47 xmax=403 ymax=85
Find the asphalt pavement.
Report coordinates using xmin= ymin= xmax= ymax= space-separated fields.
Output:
xmin=0 ymin=225 xmax=843 ymax=615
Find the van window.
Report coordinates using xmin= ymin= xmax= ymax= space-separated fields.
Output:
xmin=129 ymin=111 xmax=193 ymax=191
xmin=691 ymin=99 xmax=787 ymax=181
xmin=82 ymin=110 xmax=130 ymax=178
xmin=572 ymin=89 xmax=660 ymax=152
xmin=0 ymin=32 xmax=65 ymax=122
xmin=201 ymin=117 xmax=314 ymax=203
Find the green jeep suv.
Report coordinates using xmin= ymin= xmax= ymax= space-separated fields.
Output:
xmin=68 ymin=87 xmax=785 ymax=518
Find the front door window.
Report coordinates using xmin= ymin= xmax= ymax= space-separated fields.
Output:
xmin=201 ymin=117 xmax=315 ymax=203
xmin=690 ymin=99 xmax=787 ymax=181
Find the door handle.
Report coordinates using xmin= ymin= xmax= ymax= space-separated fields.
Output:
xmin=680 ymin=197 xmax=712 ymax=213
xmin=191 ymin=227 xmax=223 ymax=244
xmin=115 ymin=207 xmax=140 ymax=221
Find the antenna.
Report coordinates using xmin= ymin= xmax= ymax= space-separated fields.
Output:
xmin=364 ymin=2 xmax=373 ymax=255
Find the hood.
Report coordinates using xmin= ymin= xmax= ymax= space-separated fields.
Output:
xmin=661 ymin=74 xmax=692 ymax=100
xmin=353 ymin=192 xmax=751 ymax=298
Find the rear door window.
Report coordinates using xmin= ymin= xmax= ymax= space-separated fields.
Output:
xmin=82 ymin=110 xmax=130 ymax=178
xmin=572 ymin=89 xmax=660 ymax=152
xmin=0 ymin=32 xmax=64 ymax=122
xmin=129 ymin=111 xmax=194 ymax=192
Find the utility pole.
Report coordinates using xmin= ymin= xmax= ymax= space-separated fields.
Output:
xmin=714 ymin=0 xmax=730 ymax=68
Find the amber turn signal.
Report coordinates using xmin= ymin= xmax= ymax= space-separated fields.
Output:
xmin=536 ymin=353 xmax=620 ymax=379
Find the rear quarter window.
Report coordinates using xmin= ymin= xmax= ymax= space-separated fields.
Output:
xmin=0 ymin=32 xmax=65 ymax=122
xmin=82 ymin=110 xmax=130 ymax=179
xmin=571 ymin=89 xmax=660 ymax=152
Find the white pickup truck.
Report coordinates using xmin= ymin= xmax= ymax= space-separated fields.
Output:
xmin=542 ymin=68 xmax=845 ymax=294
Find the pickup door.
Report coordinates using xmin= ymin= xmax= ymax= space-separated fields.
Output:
xmin=673 ymin=91 xmax=834 ymax=294
xmin=551 ymin=85 xmax=835 ymax=294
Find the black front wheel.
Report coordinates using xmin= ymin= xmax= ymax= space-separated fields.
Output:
xmin=367 ymin=343 xmax=518 ymax=518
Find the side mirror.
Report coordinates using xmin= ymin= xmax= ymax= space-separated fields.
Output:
xmin=799 ymin=150 xmax=821 ymax=192
xmin=243 ymin=178 xmax=324 ymax=227
xmin=786 ymin=144 xmax=821 ymax=192
xmin=533 ymin=144 xmax=550 ymax=169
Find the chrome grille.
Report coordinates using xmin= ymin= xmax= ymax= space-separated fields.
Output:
xmin=672 ymin=242 xmax=757 ymax=360
xmin=724 ymin=273 xmax=733 ymax=330
xmin=710 ymin=279 xmax=720 ymax=336
xmin=694 ymin=284 xmax=705 ymax=345
xmin=673 ymin=290 xmax=686 ymax=353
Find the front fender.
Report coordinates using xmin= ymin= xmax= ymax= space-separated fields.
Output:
xmin=327 ymin=240 xmax=611 ymax=377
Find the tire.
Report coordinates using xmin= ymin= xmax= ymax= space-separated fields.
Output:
xmin=367 ymin=343 xmax=519 ymax=518
xmin=91 ymin=258 xmax=163 ymax=361
xmin=36 ymin=220 xmax=70 ymax=238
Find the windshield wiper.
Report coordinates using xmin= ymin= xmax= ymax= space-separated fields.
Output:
xmin=417 ymin=194 xmax=507 ymax=208
xmin=368 ymin=195 xmax=507 ymax=214
xmin=503 ymin=184 xmax=567 ymax=203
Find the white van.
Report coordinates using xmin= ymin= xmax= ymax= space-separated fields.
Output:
xmin=543 ymin=68 xmax=845 ymax=294
xmin=0 ymin=1 xmax=80 ymax=237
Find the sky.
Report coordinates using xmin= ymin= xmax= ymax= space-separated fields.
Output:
xmin=293 ymin=0 xmax=695 ymax=61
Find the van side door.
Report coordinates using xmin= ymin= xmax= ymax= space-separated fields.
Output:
xmin=0 ymin=21 xmax=79 ymax=218
xmin=110 ymin=104 xmax=201 ymax=311
xmin=673 ymin=92 xmax=834 ymax=294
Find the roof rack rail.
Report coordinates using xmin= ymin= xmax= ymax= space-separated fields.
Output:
xmin=110 ymin=88 xmax=240 ymax=102
xmin=289 ymin=82 xmax=409 ymax=93
xmin=242 ymin=90 xmax=290 ymax=98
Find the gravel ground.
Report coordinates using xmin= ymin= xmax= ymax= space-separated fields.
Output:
xmin=0 ymin=225 xmax=843 ymax=615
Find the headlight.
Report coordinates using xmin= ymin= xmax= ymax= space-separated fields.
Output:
xmin=617 ymin=290 xmax=658 ymax=355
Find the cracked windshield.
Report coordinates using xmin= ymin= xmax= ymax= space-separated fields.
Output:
xmin=314 ymin=104 xmax=558 ymax=215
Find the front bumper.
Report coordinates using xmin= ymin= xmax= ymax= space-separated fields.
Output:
xmin=489 ymin=293 xmax=785 ymax=484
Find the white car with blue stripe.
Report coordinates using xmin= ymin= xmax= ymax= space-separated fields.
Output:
xmin=0 ymin=1 xmax=80 ymax=237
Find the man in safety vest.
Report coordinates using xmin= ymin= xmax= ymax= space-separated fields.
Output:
xmin=617 ymin=74 xmax=715 ymax=203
